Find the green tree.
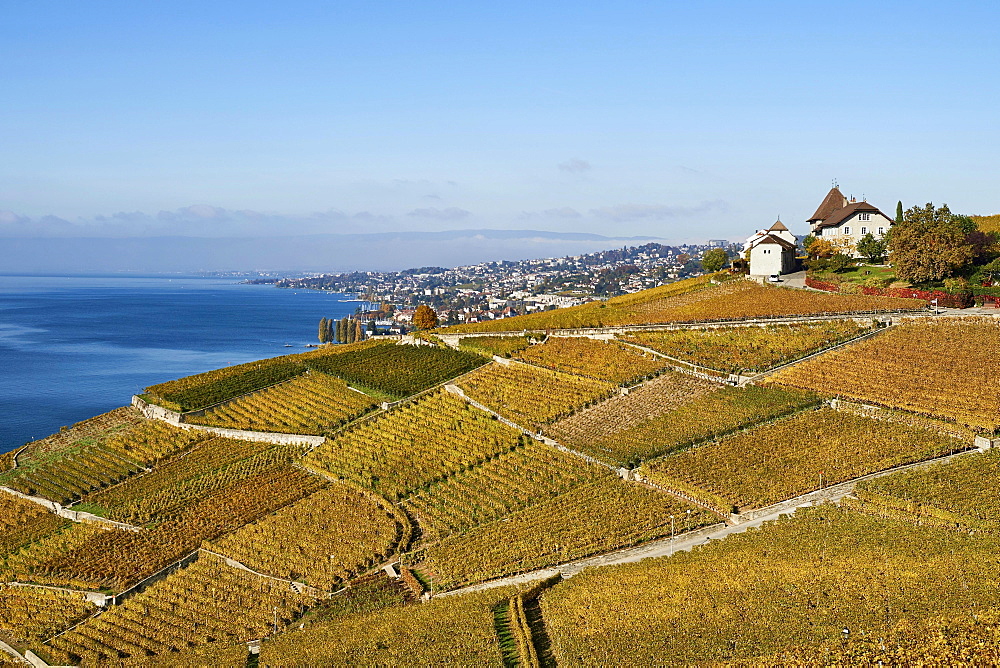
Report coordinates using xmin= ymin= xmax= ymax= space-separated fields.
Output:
xmin=318 ymin=317 xmax=329 ymax=344
xmin=700 ymin=248 xmax=728 ymax=273
xmin=828 ymin=252 xmax=855 ymax=273
xmin=346 ymin=317 xmax=356 ymax=343
xmin=888 ymin=203 xmax=974 ymax=283
xmin=413 ymin=304 xmax=439 ymax=330
xmin=327 ymin=318 xmax=335 ymax=342
xmin=801 ymin=234 xmax=816 ymax=254
xmin=856 ymin=233 xmax=888 ymax=263
xmin=367 ymin=319 xmax=377 ymax=335
xmin=895 ymin=200 xmax=904 ymax=225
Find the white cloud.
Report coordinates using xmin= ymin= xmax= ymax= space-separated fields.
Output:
xmin=0 ymin=205 xmax=398 ymax=238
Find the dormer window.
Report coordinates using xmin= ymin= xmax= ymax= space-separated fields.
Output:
xmin=859 ymin=212 xmax=871 ymax=221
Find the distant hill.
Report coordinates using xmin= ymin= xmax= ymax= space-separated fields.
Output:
xmin=1 ymin=229 xmax=661 ymax=274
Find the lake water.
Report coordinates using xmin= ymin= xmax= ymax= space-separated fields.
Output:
xmin=0 ymin=275 xmax=360 ymax=453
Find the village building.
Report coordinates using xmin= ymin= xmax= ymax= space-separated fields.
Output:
xmin=744 ymin=219 xmax=798 ymax=277
xmin=807 ymin=186 xmax=893 ymax=257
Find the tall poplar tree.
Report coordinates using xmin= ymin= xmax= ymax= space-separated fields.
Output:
xmin=895 ymin=201 xmax=904 ymax=225
xmin=318 ymin=317 xmax=329 ymax=343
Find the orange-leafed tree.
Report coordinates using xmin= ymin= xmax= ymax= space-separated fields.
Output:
xmin=413 ymin=304 xmax=439 ymax=330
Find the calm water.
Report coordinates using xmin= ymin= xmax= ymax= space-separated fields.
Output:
xmin=0 ymin=275 xmax=360 ymax=452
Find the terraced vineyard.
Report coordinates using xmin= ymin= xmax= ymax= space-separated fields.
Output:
xmin=186 ymin=371 xmax=378 ymax=434
xmin=1 ymin=413 xmax=205 ymax=504
xmin=548 ymin=378 xmax=817 ymax=466
xmin=620 ymin=319 xmax=871 ymax=373
xmin=445 ymin=277 xmax=922 ymax=333
xmin=458 ymin=334 xmax=533 ymax=358
xmin=304 ymin=343 xmax=486 ymax=399
xmin=514 ymin=336 xmax=667 ymax=384
xmin=142 ymin=339 xmax=384 ymax=411
xmin=0 ymin=495 xmax=68 ymax=558
xmin=42 ymin=552 xmax=315 ymax=666
xmin=769 ymin=317 xmax=1000 ymax=432
xmin=304 ymin=390 xmax=525 ymax=500
xmin=207 ymin=485 xmax=408 ymax=590
xmin=87 ymin=437 xmax=292 ymax=523
xmin=3 ymin=274 xmax=998 ymax=663
xmin=850 ymin=448 xmax=1000 ymax=531
xmin=7 ymin=462 xmax=324 ymax=591
xmin=641 ymin=408 xmax=968 ymax=512
xmin=0 ymin=586 xmax=94 ymax=646
xmin=145 ymin=356 xmax=308 ymax=412
xmin=402 ymin=441 xmax=607 ymax=540
xmin=417 ymin=477 xmax=714 ymax=589
xmin=540 ymin=506 xmax=1000 ymax=666
xmin=259 ymin=584 xmax=522 ymax=666
xmin=444 ymin=275 xmax=714 ymax=332
xmin=457 ymin=362 xmax=616 ymax=428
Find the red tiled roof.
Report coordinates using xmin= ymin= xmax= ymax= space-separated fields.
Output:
xmin=813 ymin=201 xmax=890 ymax=230
xmin=808 ymin=187 xmax=848 ymax=222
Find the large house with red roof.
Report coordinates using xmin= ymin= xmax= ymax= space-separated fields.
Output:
xmin=808 ymin=186 xmax=893 ymax=258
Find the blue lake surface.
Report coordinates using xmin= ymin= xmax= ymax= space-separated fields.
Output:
xmin=0 ymin=275 xmax=360 ymax=452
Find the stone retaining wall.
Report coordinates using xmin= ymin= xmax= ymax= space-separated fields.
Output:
xmin=0 ymin=486 xmax=140 ymax=532
xmin=132 ymin=395 xmax=325 ymax=447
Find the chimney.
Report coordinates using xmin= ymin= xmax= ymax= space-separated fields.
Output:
xmin=850 ymin=195 xmax=856 ymax=204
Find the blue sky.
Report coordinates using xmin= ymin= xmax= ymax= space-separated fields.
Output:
xmin=2 ymin=0 xmax=998 ymax=246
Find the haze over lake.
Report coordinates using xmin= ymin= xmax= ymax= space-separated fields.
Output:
xmin=0 ymin=275 xmax=358 ymax=452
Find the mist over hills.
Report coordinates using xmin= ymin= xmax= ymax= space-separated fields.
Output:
xmin=2 ymin=229 xmax=665 ymax=274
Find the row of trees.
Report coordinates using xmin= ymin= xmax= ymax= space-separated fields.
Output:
xmin=318 ymin=306 xmax=438 ymax=344
xmin=318 ymin=317 xmax=365 ymax=344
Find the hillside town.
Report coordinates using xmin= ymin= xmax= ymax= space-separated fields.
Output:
xmin=260 ymin=240 xmax=736 ymax=331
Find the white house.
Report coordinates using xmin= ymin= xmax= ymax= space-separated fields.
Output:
xmin=807 ymin=186 xmax=893 ymax=257
xmin=744 ymin=219 xmax=798 ymax=277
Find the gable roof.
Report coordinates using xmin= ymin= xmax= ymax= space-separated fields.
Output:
xmin=768 ymin=219 xmax=789 ymax=232
xmin=808 ymin=187 xmax=848 ymax=223
xmin=813 ymin=201 xmax=891 ymax=230
xmin=751 ymin=233 xmax=797 ymax=251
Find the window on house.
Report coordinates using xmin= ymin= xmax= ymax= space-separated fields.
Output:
xmin=843 ymin=226 xmax=851 ymax=235
xmin=878 ymin=227 xmax=885 ymax=234
xmin=860 ymin=212 xmax=871 ymax=221
xmin=861 ymin=227 xmax=868 ymax=235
